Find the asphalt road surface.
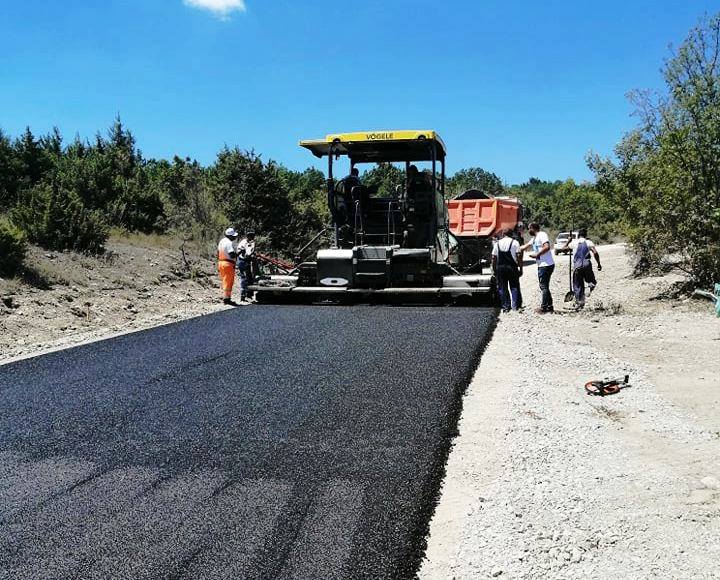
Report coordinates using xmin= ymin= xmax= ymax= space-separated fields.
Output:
xmin=0 ymin=305 xmax=495 ymax=579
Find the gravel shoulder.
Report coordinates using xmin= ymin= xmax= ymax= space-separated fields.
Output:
xmin=421 ymin=243 xmax=720 ymax=579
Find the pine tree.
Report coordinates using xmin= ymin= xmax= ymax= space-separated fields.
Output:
xmin=0 ymin=129 xmax=20 ymax=210
xmin=14 ymin=127 xmax=52 ymax=186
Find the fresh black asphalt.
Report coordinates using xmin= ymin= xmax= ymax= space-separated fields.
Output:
xmin=0 ymin=305 xmax=496 ymax=579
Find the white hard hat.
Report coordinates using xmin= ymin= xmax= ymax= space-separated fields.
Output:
xmin=225 ymin=227 xmax=238 ymax=237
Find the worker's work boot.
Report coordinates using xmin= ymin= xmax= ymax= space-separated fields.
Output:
xmin=223 ymin=297 xmax=239 ymax=307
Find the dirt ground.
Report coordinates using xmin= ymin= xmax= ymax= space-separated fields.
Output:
xmin=0 ymin=236 xmax=233 ymax=364
xmin=421 ymin=244 xmax=720 ymax=579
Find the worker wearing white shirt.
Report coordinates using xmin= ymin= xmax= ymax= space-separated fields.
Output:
xmin=519 ymin=222 xmax=555 ymax=313
xmin=236 ymin=231 xmax=256 ymax=302
xmin=217 ymin=228 xmax=239 ymax=305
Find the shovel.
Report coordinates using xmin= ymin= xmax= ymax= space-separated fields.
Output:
xmin=564 ymin=229 xmax=574 ymax=303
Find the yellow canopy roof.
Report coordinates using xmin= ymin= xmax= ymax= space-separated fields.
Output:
xmin=300 ymin=130 xmax=446 ymax=162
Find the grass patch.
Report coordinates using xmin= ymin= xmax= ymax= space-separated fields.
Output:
xmin=0 ymin=277 xmax=23 ymax=295
xmin=588 ymin=300 xmax=625 ymax=316
xmin=109 ymin=228 xmax=182 ymax=251
xmin=648 ymin=279 xmax=695 ymax=301
xmin=24 ymin=261 xmax=87 ymax=288
xmin=594 ymin=405 xmax=623 ymax=422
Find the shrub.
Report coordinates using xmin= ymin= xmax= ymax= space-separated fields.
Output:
xmin=13 ymin=182 xmax=109 ymax=254
xmin=0 ymin=218 xmax=27 ymax=276
xmin=588 ymin=14 xmax=720 ymax=287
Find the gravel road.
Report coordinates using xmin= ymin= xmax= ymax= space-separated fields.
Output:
xmin=421 ymin=245 xmax=720 ymax=579
xmin=0 ymin=305 xmax=496 ymax=579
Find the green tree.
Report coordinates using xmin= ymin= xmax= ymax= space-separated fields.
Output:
xmin=13 ymin=182 xmax=108 ymax=253
xmin=588 ymin=13 xmax=720 ymax=285
xmin=14 ymin=127 xmax=53 ymax=188
xmin=207 ymin=148 xmax=294 ymax=254
xmin=147 ymin=156 xmax=225 ymax=246
xmin=47 ymin=119 xmax=164 ymax=232
xmin=359 ymin=163 xmax=406 ymax=198
xmin=0 ymin=218 xmax=27 ymax=276
xmin=0 ymin=129 xmax=21 ymax=210
xmin=508 ymin=178 xmax=618 ymax=241
xmin=447 ymin=167 xmax=505 ymax=198
xmin=278 ymin=166 xmax=329 ymax=248
xmin=104 ymin=117 xmax=163 ymax=231
xmin=40 ymin=127 xmax=63 ymax=161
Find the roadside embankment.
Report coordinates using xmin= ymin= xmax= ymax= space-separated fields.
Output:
xmin=0 ymin=236 xmax=228 ymax=363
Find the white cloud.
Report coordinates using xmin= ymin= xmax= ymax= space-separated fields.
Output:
xmin=184 ymin=0 xmax=246 ymax=19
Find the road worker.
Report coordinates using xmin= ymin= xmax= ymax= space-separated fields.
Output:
xmin=236 ymin=230 xmax=256 ymax=302
xmin=563 ymin=227 xmax=602 ymax=309
xmin=519 ymin=222 xmax=555 ymax=314
xmin=511 ymin=221 xmax=525 ymax=309
xmin=491 ymin=228 xmax=523 ymax=313
xmin=218 ymin=227 xmax=239 ymax=306
xmin=341 ymin=167 xmax=361 ymax=189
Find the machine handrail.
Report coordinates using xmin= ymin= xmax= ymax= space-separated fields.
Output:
xmin=387 ymin=200 xmax=398 ymax=246
xmin=294 ymin=228 xmax=329 ymax=263
xmin=354 ymin=200 xmax=364 ymax=246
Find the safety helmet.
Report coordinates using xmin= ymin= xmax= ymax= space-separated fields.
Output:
xmin=225 ymin=227 xmax=238 ymax=237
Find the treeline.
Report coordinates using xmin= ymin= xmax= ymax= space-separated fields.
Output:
xmin=0 ymin=118 xmax=618 ymax=278
xmin=446 ymin=169 xmax=620 ymax=241
xmin=0 ymin=119 xmax=329 ymax=276
xmin=588 ymin=13 xmax=720 ymax=287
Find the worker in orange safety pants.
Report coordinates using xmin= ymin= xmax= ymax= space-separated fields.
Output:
xmin=218 ymin=227 xmax=239 ymax=306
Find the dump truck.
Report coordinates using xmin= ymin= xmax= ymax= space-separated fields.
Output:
xmin=250 ymin=130 xmax=495 ymax=304
xmin=447 ymin=192 xmax=523 ymax=274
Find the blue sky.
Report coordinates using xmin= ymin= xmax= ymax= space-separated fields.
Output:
xmin=1 ymin=0 xmax=716 ymax=183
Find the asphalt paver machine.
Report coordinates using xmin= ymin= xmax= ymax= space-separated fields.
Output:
xmin=250 ymin=130 xmax=495 ymax=304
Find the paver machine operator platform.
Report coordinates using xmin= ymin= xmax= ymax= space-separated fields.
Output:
xmin=250 ymin=130 xmax=495 ymax=304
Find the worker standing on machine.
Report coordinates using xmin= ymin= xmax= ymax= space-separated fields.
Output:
xmin=336 ymin=167 xmax=361 ymax=209
xmin=217 ymin=227 xmax=239 ymax=306
xmin=341 ymin=167 xmax=361 ymax=189
xmin=237 ymin=230 xmax=256 ymax=302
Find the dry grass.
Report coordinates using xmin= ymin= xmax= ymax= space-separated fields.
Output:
xmin=594 ymin=405 xmax=624 ymax=422
xmin=588 ymin=300 xmax=625 ymax=316
xmin=27 ymin=260 xmax=88 ymax=287
xmin=0 ymin=277 xmax=23 ymax=295
xmin=522 ymin=409 xmax=543 ymax=420
xmin=109 ymin=229 xmax=183 ymax=251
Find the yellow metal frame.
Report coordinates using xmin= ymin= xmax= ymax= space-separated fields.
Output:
xmin=300 ymin=130 xmax=446 ymax=159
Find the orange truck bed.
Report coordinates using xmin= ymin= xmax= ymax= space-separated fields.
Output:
xmin=447 ymin=197 xmax=522 ymax=238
